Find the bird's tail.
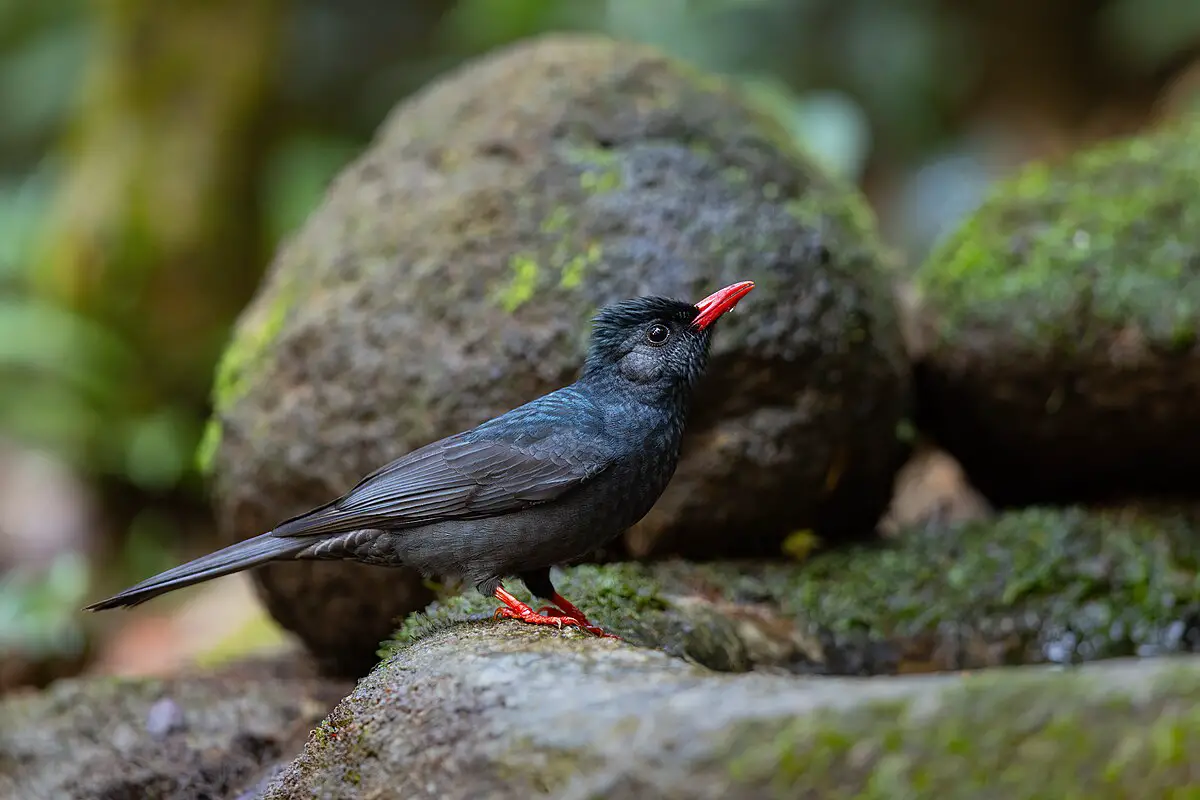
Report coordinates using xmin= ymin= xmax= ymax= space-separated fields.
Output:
xmin=85 ymin=532 xmax=308 ymax=611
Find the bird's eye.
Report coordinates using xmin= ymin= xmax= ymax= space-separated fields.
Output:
xmin=645 ymin=323 xmax=671 ymax=345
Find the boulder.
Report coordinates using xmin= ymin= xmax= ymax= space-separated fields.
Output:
xmin=200 ymin=33 xmax=909 ymax=673
xmin=264 ymin=625 xmax=1200 ymax=799
xmin=0 ymin=656 xmax=348 ymax=800
xmin=912 ymin=116 xmax=1200 ymax=505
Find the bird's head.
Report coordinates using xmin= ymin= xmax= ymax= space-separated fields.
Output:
xmin=582 ymin=281 xmax=755 ymax=400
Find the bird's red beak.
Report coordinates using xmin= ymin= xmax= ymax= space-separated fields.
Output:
xmin=691 ymin=281 xmax=755 ymax=331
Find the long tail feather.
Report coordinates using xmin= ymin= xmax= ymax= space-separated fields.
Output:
xmin=85 ymin=532 xmax=307 ymax=611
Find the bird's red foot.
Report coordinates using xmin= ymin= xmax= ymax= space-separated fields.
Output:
xmin=493 ymin=605 xmax=580 ymax=629
xmin=493 ymin=587 xmax=580 ymax=630
xmin=537 ymin=593 xmax=622 ymax=640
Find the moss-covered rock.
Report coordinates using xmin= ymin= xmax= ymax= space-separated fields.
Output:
xmin=385 ymin=563 xmax=773 ymax=674
xmin=387 ymin=506 xmax=1200 ymax=676
xmin=912 ymin=116 xmax=1200 ymax=504
xmin=0 ymin=656 xmax=348 ymax=800
xmin=206 ymin=33 xmax=909 ymax=673
xmin=751 ymin=504 xmax=1200 ymax=672
xmin=717 ymin=660 xmax=1200 ymax=798
xmin=263 ymin=624 xmax=1200 ymax=799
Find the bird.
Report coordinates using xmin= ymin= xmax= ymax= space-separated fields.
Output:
xmin=86 ymin=281 xmax=755 ymax=638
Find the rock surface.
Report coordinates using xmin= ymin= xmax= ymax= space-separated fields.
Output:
xmin=912 ymin=115 xmax=1200 ymax=505
xmin=0 ymin=656 xmax=348 ymax=800
xmin=13 ymin=505 xmax=1200 ymax=798
xmin=877 ymin=441 xmax=992 ymax=535
xmin=201 ymin=33 xmax=909 ymax=672
xmin=393 ymin=505 xmax=1200 ymax=676
xmin=265 ymin=624 xmax=1200 ymax=799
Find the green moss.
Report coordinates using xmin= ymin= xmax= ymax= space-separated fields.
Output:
xmin=561 ymin=143 xmax=620 ymax=166
xmin=210 ymin=282 xmax=293 ymax=413
xmin=558 ymin=242 xmax=601 ymax=289
xmin=916 ymin=116 xmax=1200 ymax=350
xmin=579 ymin=168 xmax=621 ymax=193
xmin=551 ymin=563 xmax=671 ymax=619
xmin=194 ymin=416 xmax=221 ymax=476
xmin=198 ymin=268 xmax=302 ymax=474
xmin=539 ymin=205 xmax=571 ymax=234
xmin=384 ymin=592 xmax=502 ymax=651
xmin=562 ymin=143 xmax=622 ymax=194
xmin=381 ymin=563 xmax=754 ymax=671
xmin=720 ymin=505 xmax=1200 ymax=670
xmin=496 ymin=254 xmax=541 ymax=312
xmin=494 ymin=239 xmax=600 ymax=311
xmin=719 ymin=664 xmax=1200 ymax=797
xmin=387 ymin=564 xmax=668 ymax=649
xmin=292 ymin=693 xmax=373 ymax=790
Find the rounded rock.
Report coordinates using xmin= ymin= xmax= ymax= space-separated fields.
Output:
xmin=912 ymin=117 xmax=1200 ymax=505
xmin=203 ymin=34 xmax=910 ymax=672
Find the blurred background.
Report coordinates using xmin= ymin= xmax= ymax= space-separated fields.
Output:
xmin=2 ymin=0 xmax=1199 ymax=691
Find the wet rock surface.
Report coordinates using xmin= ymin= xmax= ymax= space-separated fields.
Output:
xmin=202 ymin=33 xmax=909 ymax=672
xmin=912 ymin=115 xmax=1200 ymax=506
xmin=265 ymin=625 xmax=1200 ymax=799
xmin=0 ymin=656 xmax=348 ymax=800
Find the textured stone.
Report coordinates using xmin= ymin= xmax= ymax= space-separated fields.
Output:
xmin=0 ymin=657 xmax=347 ymax=800
xmin=265 ymin=625 xmax=1200 ymax=799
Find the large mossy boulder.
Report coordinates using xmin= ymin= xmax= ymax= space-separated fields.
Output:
xmin=912 ymin=116 xmax=1200 ymax=505
xmin=264 ymin=625 xmax=1200 ymax=799
xmin=201 ymin=34 xmax=909 ymax=673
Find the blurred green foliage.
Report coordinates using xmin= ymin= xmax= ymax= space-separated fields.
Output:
xmin=0 ymin=551 xmax=88 ymax=661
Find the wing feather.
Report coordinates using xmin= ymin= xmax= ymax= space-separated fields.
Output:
xmin=270 ymin=388 xmax=614 ymax=539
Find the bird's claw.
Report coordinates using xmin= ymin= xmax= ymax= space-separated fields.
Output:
xmin=537 ymin=602 xmax=622 ymax=639
xmin=491 ymin=587 xmax=619 ymax=638
xmin=534 ymin=605 xmax=620 ymax=639
xmin=493 ymin=605 xmax=581 ymax=630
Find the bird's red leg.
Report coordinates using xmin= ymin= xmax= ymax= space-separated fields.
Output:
xmin=493 ymin=586 xmax=581 ymax=630
xmin=536 ymin=593 xmax=621 ymax=640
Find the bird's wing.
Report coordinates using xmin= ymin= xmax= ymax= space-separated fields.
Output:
xmin=270 ymin=391 xmax=615 ymax=538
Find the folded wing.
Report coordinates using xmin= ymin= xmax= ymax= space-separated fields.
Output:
xmin=270 ymin=391 xmax=614 ymax=538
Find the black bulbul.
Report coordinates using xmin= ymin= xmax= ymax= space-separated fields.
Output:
xmin=87 ymin=281 xmax=755 ymax=637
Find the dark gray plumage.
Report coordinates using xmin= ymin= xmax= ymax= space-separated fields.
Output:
xmin=87 ymin=282 xmax=754 ymax=635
